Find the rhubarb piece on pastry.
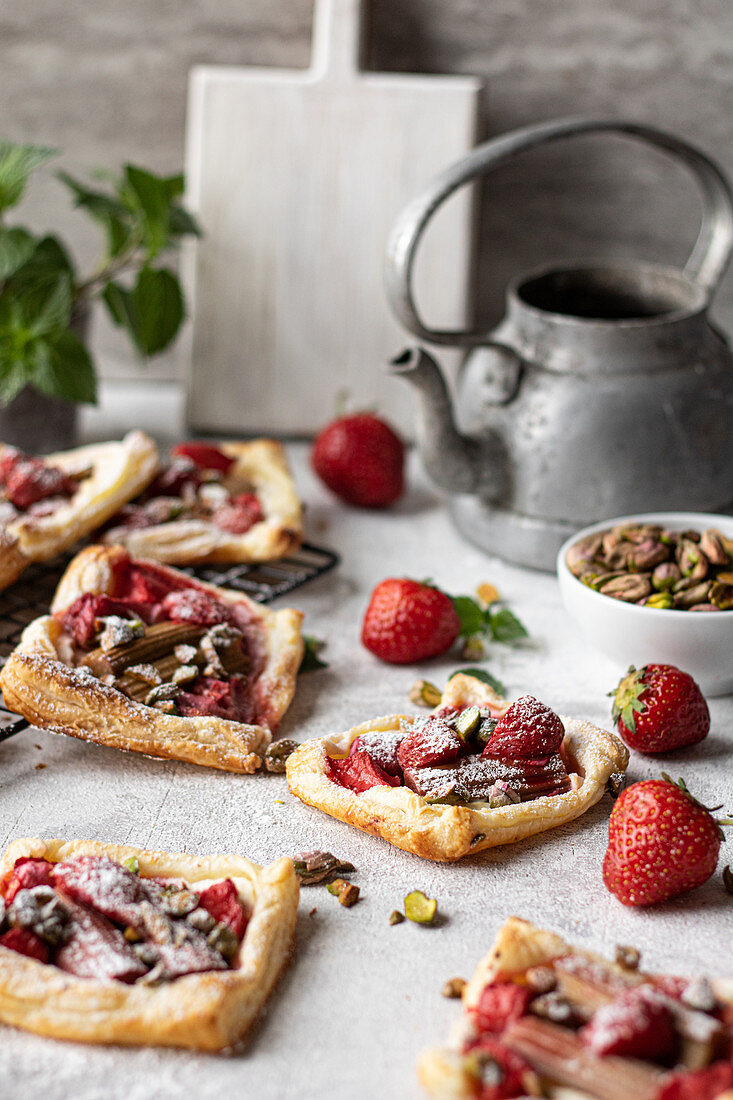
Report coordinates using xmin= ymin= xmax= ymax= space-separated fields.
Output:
xmin=100 ymin=438 xmax=303 ymax=565
xmin=286 ymin=674 xmax=628 ymax=861
xmin=417 ymin=916 xmax=733 ymax=1100
xmin=0 ymin=837 xmax=298 ymax=1050
xmin=0 ymin=432 xmax=158 ymax=592
xmin=0 ymin=545 xmax=303 ymax=772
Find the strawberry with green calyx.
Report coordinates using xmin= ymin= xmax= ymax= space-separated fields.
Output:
xmin=610 ymin=663 xmax=709 ymax=753
xmin=603 ymin=775 xmax=733 ymax=906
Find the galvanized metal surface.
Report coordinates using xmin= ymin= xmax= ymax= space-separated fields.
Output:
xmin=386 ymin=118 xmax=733 ymax=570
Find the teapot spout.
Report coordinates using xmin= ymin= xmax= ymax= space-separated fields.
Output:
xmin=389 ymin=347 xmax=482 ymax=495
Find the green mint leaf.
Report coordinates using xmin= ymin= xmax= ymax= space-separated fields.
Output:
xmin=0 ymin=142 xmax=57 ymax=213
xmin=10 ymin=235 xmax=75 ymax=296
xmin=0 ymin=228 xmax=37 ymax=281
xmin=487 ymin=607 xmax=529 ymax=645
xmin=131 ymin=266 xmax=184 ymax=355
xmin=451 ymin=595 xmax=486 ymax=638
xmin=168 ymin=204 xmax=201 ymax=238
xmin=31 ymin=329 xmax=97 ymax=404
xmin=299 ymin=635 xmax=328 ymax=673
xmin=57 ymin=172 xmax=133 ymax=259
xmin=450 ymin=667 xmax=505 ymax=695
xmin=24 ymin=273 xmax=72 ymax=338
xmin=102 ymin=279 xmax=135 ymax=329
xmin=124 ymin=165 xmax=171 ymax=258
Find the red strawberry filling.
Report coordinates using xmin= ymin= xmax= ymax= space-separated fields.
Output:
xmin=461 ymin=1036 xmax=535 ymax=1100
xmin=0 ymin=449 xmax=78 ymax=512
xmin=3 ymin=856 xmax=54 ymax=903
xmin=329 ymin=750 xmax=401 ymax=793
xmin=656 ymin=1063 xmax=733 ymax=1100
xmin=474 ymin=983 xmax=533 ymax=1035
xmin=581 ymin=986 xmax=676 ymax=1060
xmin=328 ymin=696 xmax=573 ymax=807
xmin=0 ymin=854 xmax=249 ymax=984
xmin=198 ymin=879 xmax=248 ymax=939
xmin=177 ymin=677 xmax=256 ymax=725
xmin=171 ymin=442 xmax=235 ymax=474
xmin=0 ymin=927 xmax=49 ymax=963
xmin=212 ymin=492 xmax=264 ymax=535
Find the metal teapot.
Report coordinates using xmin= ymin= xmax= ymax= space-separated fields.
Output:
xmin=385 ymin=118 xmax=733 ymax=570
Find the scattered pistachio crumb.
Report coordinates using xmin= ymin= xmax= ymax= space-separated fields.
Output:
xmin=274 ymin=799 xmax=285 ymax=805
xmin=35 ymin=763 xmax=47 ymax=771
xmin=615 ymin=944 xmax=641 ymax=970
xmin=34 ymin=744 xmax=42 ymax=750
xmin=441 ymin=977 xmax=466 ymax=999
xmin=408 ymin=679 xmax=442 ymax=707
xmin=327 ymin=879 xmax=360 ymax=907
xmin=404 ymin=890 xmax=438 ymax=924
xmin=389 ymin=910 xmax=405 ymax=926
xmin=459 ymin=636 xmax=485 ymax=661
xmin=477 ymin=583 xmax=499 ymax=606
xmin=123 ymin=856 xmax=140 ymax=874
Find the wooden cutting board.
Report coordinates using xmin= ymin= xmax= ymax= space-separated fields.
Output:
xmin=183 ymin=0 xmax=482 ymax=436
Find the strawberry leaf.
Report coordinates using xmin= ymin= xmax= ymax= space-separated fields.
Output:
xmin=451 ymin=596 xmax=485 ymax=638
xmin=450 ymin=667 xmax=505 ymax=695
xmin=486 ymin=607 xmax=528 ymax=644
xmin=299 ymin=635 xmax=328 ymax=673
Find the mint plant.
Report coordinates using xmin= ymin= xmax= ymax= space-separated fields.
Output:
xmin=0 ymin=141 xmax=199 ymax=406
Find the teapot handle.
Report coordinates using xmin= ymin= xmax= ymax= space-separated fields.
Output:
xmin=385 ymin=116 xmax=733 ymax=346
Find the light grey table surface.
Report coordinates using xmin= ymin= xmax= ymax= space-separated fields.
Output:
xmin=2 ymin=383 xmax=732 ymax=1099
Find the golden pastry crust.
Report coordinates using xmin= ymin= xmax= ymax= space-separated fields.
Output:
xmin=0 ymin=432 xmax=159 ymax=590
xmin=417 ymin=917 xmax=733 ymax=1100
xmin=0 ymin=545 xmax=304 ymax=773
xmin=102 ymin=439 xmax=303 ymax=565
xmin=286 ymin=675 xmax=628 ymax=862
xmin=0 ymin=837 xmax=299 ymax=1051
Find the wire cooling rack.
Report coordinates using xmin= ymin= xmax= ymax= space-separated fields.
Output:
xmin=0 ymin=542 xmax=339 ymax=743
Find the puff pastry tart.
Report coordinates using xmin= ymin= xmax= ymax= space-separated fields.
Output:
xmin=0 ymin=837 xmax=299 ymax=1050
xmin=100 ymin=439 xmax=303 ymax=565
xmin=286 ymin=674 xmax=628 ymax=862
xmin=0 ymin=545 xmax=304 ymax=772
xmin=418 ymin=916 xmax=733 ymax=1100
xmin=0 ymin=431 xmax=158 ymax=592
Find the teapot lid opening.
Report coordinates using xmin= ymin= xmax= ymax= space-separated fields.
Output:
xmin=514 ymin=264 xmax=707 ymax=324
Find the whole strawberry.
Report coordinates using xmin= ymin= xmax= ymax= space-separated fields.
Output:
xmin=610 ymin=663 xmax=709 ymax=754
xmin=361 ymin=578 xmax=460 ymax=664
xmin=311 ymin=413 xmax=404 ymax=508
xmin=603 ymin=777 xmax=725 ymax=906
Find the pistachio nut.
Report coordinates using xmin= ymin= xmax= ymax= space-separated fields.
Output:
xmin=690 ymin=603 xmax=719 ymax=612
xmin=700 ymin=529 xmax=730 ymax=566
xmin=599 ymin=574 xmax=652 ymax=602
xmin=677 ymin=538 xmax=708 ymax=579
xmin=565 ymin=535 xmax=603 ymax=577
xmin=264 ymin=739 xmax=299 ymax=773
xmin=644 ymin=592 xmax=674 ymax=609
xmin=627 ymin=539 xmax=669 ymax=572
xmin=710 ymin=581 xmax=733 ymax=610
xmin=651 ymin=561 xmax=681 ymax=591
xmin=673 ymin=582 xmax=712 ymax=609
xmin=408 ymin=679 xmax=442 ymax=707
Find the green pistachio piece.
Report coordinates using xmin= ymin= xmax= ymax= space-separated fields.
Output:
xmin=404 ymin=890 xmax=437 ymax=924
xmin=645 ymin=592 xmax=674 ymax=609
xmin=172 ymin=664 xmax=199 ymax=686
xmin=454 ymin=705 xmax=481 ymax=741
xmin=389 ymin=910 xmax=404 ymax=925
xmin=408 ymin=679 xmax=442 ymax=707
xmin=475 ymin=717 xmax=498 ymax=746
xmin=122 ymin=856 xmax=139 ymax=874
xmin=207 ymin=922 xmax=239 ymax=959
xmin=144 ymin=682 xmax=180 ymax=706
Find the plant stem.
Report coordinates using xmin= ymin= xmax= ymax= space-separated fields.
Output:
xmin=73 ymin=236 xmax=145 ymax=301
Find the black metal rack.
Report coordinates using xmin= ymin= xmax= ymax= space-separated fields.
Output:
xmin=0 ymin=542 xmax=338 ymax=743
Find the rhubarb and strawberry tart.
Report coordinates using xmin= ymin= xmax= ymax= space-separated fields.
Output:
xmin=286 ymin=674 xmax=628 ymax=861
xmin=100 ymin=439 xmax=303 ymax=565
xmin=0 ymin=432 xmax=158 ymax=592
xmin=0 ymin=837 xmax=298 ymax=1050
xmin=0 ymin=545 xmax=303 ymax=772
xmin=418 ymin=916 xmax=733 ymax=1099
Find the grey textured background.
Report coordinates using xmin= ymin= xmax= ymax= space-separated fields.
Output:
xmin=3 ymin=0 xmax=732 ymax=383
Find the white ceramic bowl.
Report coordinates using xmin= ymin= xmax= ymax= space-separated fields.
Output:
xmin=557 ymin=511 xmax=733 ymax=697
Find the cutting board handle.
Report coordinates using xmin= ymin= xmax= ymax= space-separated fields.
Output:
xmin=311 ymin=0 xmax=365 ymax=81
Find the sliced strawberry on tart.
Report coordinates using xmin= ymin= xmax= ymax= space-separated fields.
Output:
xmin=286 ymin=674 xmax=628 ymax=861
xmin=418 ymin=916 xmax=733 ymax=1099
xmin=0 ymin=544 xmax=303 ymax=772
xmin=0 ymin=837 xmax=298 ymax=1050
xmin=0 ymin=432 xmax=158 ymax=592
xmin=100 ymin=438 xmax=303 ymax=566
